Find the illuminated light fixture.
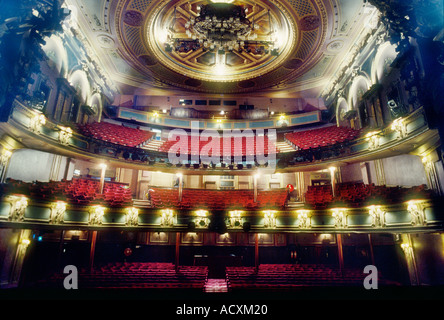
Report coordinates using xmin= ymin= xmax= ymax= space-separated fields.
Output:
xmin=228 ymin=210 xmax=243 ymax=228
xmin=401 ymin=242 xmax=412 ymax=255
xmin=406 ymin=200 xmax=427 ymax=226
xmin=421 ymin=154 xmax=432 ymax=168
xmin=195 ymin=209 xmax=209 ymax=228
xmin=391 ymin=117 xmax=407 ymax=139
xmin=126 ymin=207 xmax=139 ymax=226
xmin=8 ymin=196 xmax=28 ymax=222
xmin=152 ymin=111 xmax=159 ymax=118
xmin=58 ymin=126 xmax=73 ymax=145
xmin=210 ymin=0 xmax=234 ymax=3
xmin=368 ymin=205 xmax=386 ymax=228
xmin=160 ymin=208 xmax=174 ymax=227
xmin=50 ymin=201 xmax=67 ymax=224
xmin=165 ymin=2 xmax=278 ymax=62
xmin=21 ymin=239 xmax=31 ymax=246
xmin=0 ymin=149 xmax=12 ymax=167
xmin=365 ymin=131 xmax=380 ymax=150
xmin=29 ymin=112 xmax=46 ymax=133
xmin=279 ymin=114 xmax=286 ymax=121
xmin=89 ymin=205 xmax=105 ymax=226
xmin=296 ymin=209 xmax=311 ymax=229
xmin=263 ymin=210 xmax=277 ymax=228
xmin=162 ymin=109 xmax=167 ymax=113
xmin=331 ymin=208 xmax=347 ymax=228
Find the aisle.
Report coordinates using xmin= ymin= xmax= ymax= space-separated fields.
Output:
xmin=204 ymin=279 xmax=228 ymax=293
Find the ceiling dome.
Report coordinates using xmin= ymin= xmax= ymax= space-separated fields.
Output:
xmin=115 ymin=0 xmax=329 ymax=93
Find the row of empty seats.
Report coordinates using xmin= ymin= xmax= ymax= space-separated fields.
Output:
xmin=1 ymin=178 xmax=133 ymax=207
xmin=148 ymin=187 xmax=288 ymax=210
xmin=304 ymin=183 xmax=431 ymax=209
xmin=158 ymin=134 xmax=276 ymax=157
xmin=285 ymin=126 xmax=361 ymax=151
xmin=77 ymin=121 xmax=155 ymax=148
xmin=38 ymin=262 xmax=208 ymax=290
xmin=226 ymin=264 xmax=399 ymax=290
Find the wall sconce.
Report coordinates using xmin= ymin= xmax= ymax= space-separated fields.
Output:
xmin=195 ymin=209 xmax=209 ymax=228
xmin=8 ymin=195 xmax=28 ymax=222
xmin=391 ymin=117 xmax=407 ymax=139
xmin=50 ymin=201 xmax=67 ymax=224
xmin=29 ymin=112 xmax=46 ymax=133
xmin=228 ymin=210 xmax=243 ymax=228
xmin=407 ymin=200 xmax=427 ymax=226
xmin=331 ymin=208 xmax=347 ymax=228
xmin=0 ymin=149 xmax=12 ymax=167
xmin=126 ymin=207 xmax=139 ymax=226
xmin=297 ymin=210 xmax=311 ymax=229
xmin=365 ymin=131 xmax=381 ymax=150
xmin=263 ymin=210 xmax=277 ymax=228
xmin=368 ymin=205 xmax=386 ymax=228
xmin=401 ymin=243 xmax=412 ymax=256
xmin=59 ymin=126 xmax=73 ymax=145
xmin=89 ymin=205 xmax=105 ymax=225
xmin=422 ymin=154 xmax=433 ymax=168
xmin=160 ymin=209 xmax=174 ymax=227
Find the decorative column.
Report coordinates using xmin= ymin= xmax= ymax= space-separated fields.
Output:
xmin=336 ymin=234 xmax=344 ymax=275
xmin=255 ymin=233 xmax=259 ymax=272
xmin=368 ymin=234 xmax=375 ymax=266
xmin=295 ymin=172 xmax=305 ymax=201
xmin=329 ymin=167 xmax=337 ymax=197
xmin=175 ymin=232 xmax=181 ymax=271
xmin=253 ymin=173 xmax=259 ymax=202
xmin=9 ymin=230 xmax=32 ymax=287
xmin=99 ymin=163 xmax=107 ymax=194
xmin=89 ymin=231 xmax=98 ymax=272
xmin=422 ymin=154 xmax=442 ymax=196
xmin=400 ymin=234 xmax=420 ymax=285
xmin=374 ymin=159 xmax=386 ymax=186
xmin=177 ymin=173 xmax=183 ymax=202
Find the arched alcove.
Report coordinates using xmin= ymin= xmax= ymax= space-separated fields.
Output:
xmin=371 ymin=41 xmax=398 ymax=84
xmin=41 ymin=35 xmax=68 ymax=78
xmin=68 ymin=69 xmax=90 ymax=104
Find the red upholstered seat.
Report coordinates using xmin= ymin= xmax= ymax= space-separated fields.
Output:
xmin=148 ymin=188 xmax=288 ymax=210
xmin=77 ymin=121 xmax=155 ymax=148
xmin=284 ymin=125 xmax=361 ymax=150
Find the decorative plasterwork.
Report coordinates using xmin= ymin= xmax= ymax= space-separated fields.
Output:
xmin=113 ymin=0 xmax=330 ymax=93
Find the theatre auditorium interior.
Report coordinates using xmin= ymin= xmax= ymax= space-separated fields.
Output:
xmin=0 ymin=0 xmax=443 ymax=300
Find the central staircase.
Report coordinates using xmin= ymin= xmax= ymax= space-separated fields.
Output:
xmin=204 ymin=279 xmax=228 ymax=293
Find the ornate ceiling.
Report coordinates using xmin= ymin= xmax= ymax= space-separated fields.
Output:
xmin=65 ymin=0 xmax=380 ymax=97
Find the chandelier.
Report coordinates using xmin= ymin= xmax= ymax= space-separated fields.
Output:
xmin=165 ymin=1 xmax=278 ymax=56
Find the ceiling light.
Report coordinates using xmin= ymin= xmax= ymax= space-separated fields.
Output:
xmin=165 ymin=3 xmax=278 ymax=58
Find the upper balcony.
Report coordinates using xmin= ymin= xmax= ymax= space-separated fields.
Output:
xmin=0 ymin=98 xmax=439 ymax=175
